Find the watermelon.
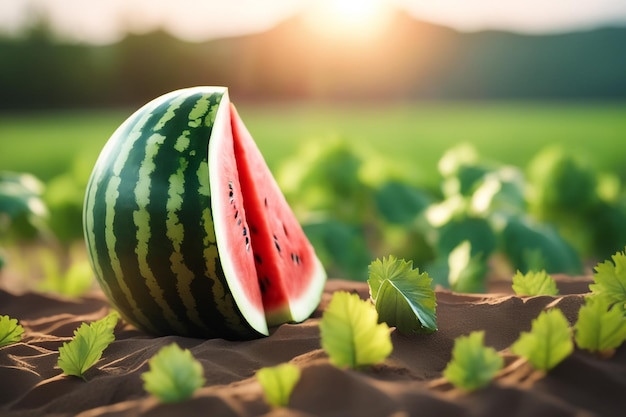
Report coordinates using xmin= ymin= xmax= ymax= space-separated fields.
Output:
xmin=83 ymin=86 xmax=327 ymax=340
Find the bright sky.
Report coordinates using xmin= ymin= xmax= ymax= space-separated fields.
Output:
xmin=1 ymin=0 xmax=626 ymax=44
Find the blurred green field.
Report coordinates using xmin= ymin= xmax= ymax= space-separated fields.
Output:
xmin=1 ymin=101 xmax=626 ymax=187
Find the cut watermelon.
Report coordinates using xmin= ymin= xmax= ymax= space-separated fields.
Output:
xmin=83 ymin=87 xmax=327 ymax=339
xmin=230 ymin=104 xmax=327 ymax=326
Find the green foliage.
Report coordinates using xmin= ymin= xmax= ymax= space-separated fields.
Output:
xmin=447 ymin=241 xmax=488 ymax=293
xmin=57 ymin=312 xmax=119 ymax=380
xmin=575 ymin=296 xmax=626 ymax=356
xmin=374 ymin=181 xmax=432 ymax=225
xmin=44 ymin=170 xmax=87 ymax=244
xmin=37 ymin=247 xmax=94 ymax=297
xmin=0 ymin=315 xmax=25 ymax=347
xmin=512 ymin=270 xmax=559 ymax=296
xmin=436 ymin=217 xmax=497 ymax=261
xmin=500 ymin=216 xmax=582 ymax=275
xmin=256 ymin=363 xmax=301 ymax=408
xmin=0 ymin=171 xmax=49 ymax=241
xmin=319 ymin=291 xmax=392 ymax=369
xmin=141 ymin=343 xmax=206 ymax=403
xmin=281 ymin=138 xmax=435 ymax=280
xmin=303 ymin=219 xmax=371 ymax=281
xmin=510 ymin=309 xmax=573 ymax=372
xmin=528 ymin=146 xmax=598 ymax=215
xmin=590 ymin=249 xmax=626 ymax=310
xmin=368 ymin=256 xmax=437 ymax=334
xmin=443 ymin=331 xmax=504 ymax=392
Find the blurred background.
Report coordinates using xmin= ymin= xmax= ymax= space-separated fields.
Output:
xmin=1 ymin=0 xmax=626 ymax=294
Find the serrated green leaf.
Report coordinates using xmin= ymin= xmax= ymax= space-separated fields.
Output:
xmin=141 ymin=343 xmax=206 ymax=403
xmin=368 ymin=256 xmax=437 ymax=334
xmin=575 ymin=296 xmax=626 ymax=355
xmin=0 ymin=315 xmax=25 ymax=347
xmin=57 ymin=312 xmax=118 ymax=380
xmin=511 ymin=309 xmax=573 ymax=371
xmin=590 ymin=250 xmax=626 ymax=310
xmin=443 ymin=331 xmax=503 ymax=392
xmin=320 ymin=291 xmax=392 ymax=369
xmin=257 ymin=363 xmax=301 ymax=408
xmin=512 ymin=270 xmax=559 ymax=296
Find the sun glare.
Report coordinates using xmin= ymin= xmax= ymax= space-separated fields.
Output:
xmin=303 ymin=0 xmax=393 ymax=42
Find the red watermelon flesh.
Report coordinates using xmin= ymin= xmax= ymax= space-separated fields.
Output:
xmin=229 ymin=104 xmax=327 ymax=326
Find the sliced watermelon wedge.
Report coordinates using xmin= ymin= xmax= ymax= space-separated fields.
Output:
xmin=229 ymin=103 xmax=327 ymax=326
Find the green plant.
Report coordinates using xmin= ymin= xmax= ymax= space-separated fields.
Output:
xmin=368 ymin=256 xmax=437 ymax=334
xmin=574 ymin=296 xmax=626 ymax=357
xmin=589 ymin=249 xmax=626 ymax=310
xmin=0 ymin=315 xmax=25 ymax=347
xmin=141 ymin=343 xmax=206 ymax=403
xmin=319 ymin=291 xmax=392 ymax=369
xmin=510 ymin=309 xmax=573 ymax=372
xmin=511 ymin=270 xmax=559 ymax=296
xmin=0 ymin=171 xmax=49 ymax=243
xmin=256 ymin=363 xmax=301 ymax=408
xmin=37 ymin=245 xmax=94 ymax=297
xmin=57 ymin=312 xmax=119 ymax=380
xmin=443 ymin=331 xmax=503 ymax=391
xmin=282 ymin=140 xmax=597 ymax=290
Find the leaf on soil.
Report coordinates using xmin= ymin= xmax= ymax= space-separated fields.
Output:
xmin=0 ymin=315 xmax=25 ymax=347
xmin=257 ymin=363 xmax=301 ymax=408
xmin=510 ymin=309 xmax=573 ymax=371
xmin=368 ymin=256 xmax=437 ymax=334
xmin=443 ymin=330 xmax=504 ymax=391
xmin=141 ymin=343 xmax=206 ymax=403
xmin=575 ymin=296 xmax=626 ymax=356
xmin=590 ymin=250 xmax=626 ymax=310
xmin=512 ymin=270 xmax=559 ymax=296
xmin=320 ymin=291 xmax=392 ymax=369
xmin=57 ymin=311 xmax=119 ymax=380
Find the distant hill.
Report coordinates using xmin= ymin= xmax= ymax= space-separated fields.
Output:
xmin=1 ymin=11 xmax=625 ymax=110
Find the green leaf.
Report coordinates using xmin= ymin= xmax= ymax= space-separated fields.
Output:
xmin=443 ymin=331 xmax=504 ymax=392
xmin=374 ymin=181 xmax=432 ymax=225
xmin=500 ymin=216 xmax=582 ymax=275
xmin=590 ymin=250 xmax=626 ymax=310
xmin=303 ymin=219 xmax=371 ymax=281
xmin=368 ymin=256 xmax=437 ymax=334
xmin=142 ymin=343 xmax=206 ymax=403
xmin=57 ymin=312 xmax=119 ymax=380
xmin=319 ymin=291 xmax=392 ymax=369
xmin=575 ymin=296 xmax=626 ymax=356
xmin=511 ymin=309 xmax=573 ymax=371
xmin=447 ymin=240 xmax=488 ymax=293
xmin=0 ymin=315 xmax=25 ymax=347
xmin=257 ymin=363 xmax=301 ymax=408
xmin=0 ymin=171 xmax=49 ymax=240
xmin=512 ymin=270 xmax=559 ymax=296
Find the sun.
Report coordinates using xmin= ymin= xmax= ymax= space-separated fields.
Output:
xmin=302 ymin=0 xmax=393 ymax=42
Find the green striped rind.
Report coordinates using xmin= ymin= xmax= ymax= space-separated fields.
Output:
xmin=83 ymin=87 xmax=266 ymax=339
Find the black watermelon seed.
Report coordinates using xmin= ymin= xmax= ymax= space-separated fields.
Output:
xmin=254 ymin=254 xmax=263 ymax=264
xmin=259 ymin=276 xmax=271 ymax=293
xmin=273 ymin=234 xmax=281 ymax=253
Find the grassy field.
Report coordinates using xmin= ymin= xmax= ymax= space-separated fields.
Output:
xmin=1 ymin=101 xmax=626 ymax=187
